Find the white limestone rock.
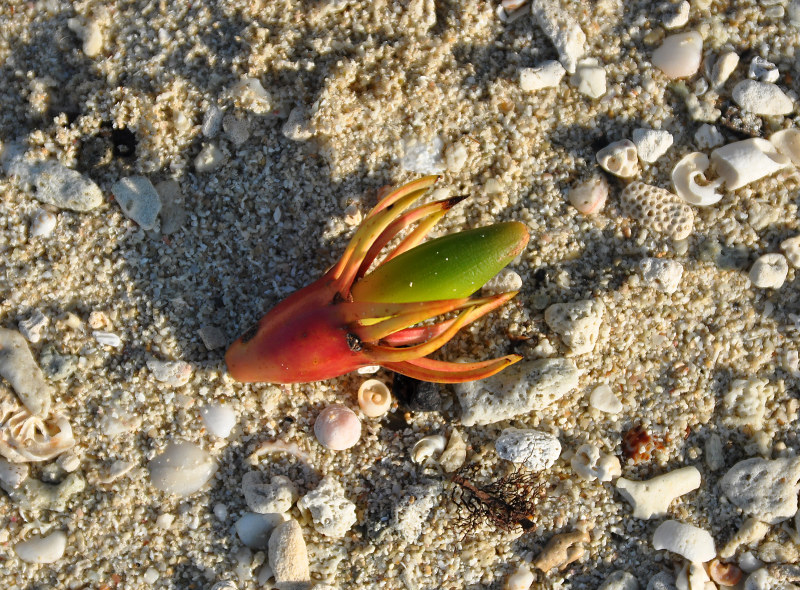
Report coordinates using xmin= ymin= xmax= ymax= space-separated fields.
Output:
xmin=282 ymin=106 xmax=313 ymax=141
xmin=297 ymin=476 xmax=356 ymax=538
xmin=0 ymin=328 xmax=52 ymax=416
xmin=391 ymin=481 xmax=442 ymax=543
xmin=571 ymin=443 xmax=621 ymax=482
xmin=617 ymin=466 xmax=702 ymax=519
xmin=571 ymin=59 xmax=607 ymax=98
xmin=652 ymin=520 xmax=716 ymax=562
xmin=732 ymin=80 xmax=794 ymax=116
xmin=589 ymin=384 xmax=622 ymax=414
xmin=721 ymin=456 xmax=800 ymax=524
xmin=633 ymin=128 xmax=673 ymax=163
xmin=652 ymin=31 xmax=703 ymax=79
xmin=529 ymin=0 xmax=586 ymax=73
xmin=482 ymin=268 xmax=523 ymax=296
xmin=662 ymin=1 xmax=689 ymax=29
xmin=639 ymin=258 xmax=683 ymax=294
xmin=455 ymin=358 xmax=579 ymax=426
xmin=544 ymin=298 xmax=605 ymax=355
xmin=30 ymin=160 xmax=104 ymax=212
xmin=111 ymin=176 xmax=162 ymax=230
xmin=520 ymin=60 xmax=566 ymax=91
xmin=242 ymin=472 xmax=298 ymax=514
xmin=495 ymin=428 xmax=561 ymax=471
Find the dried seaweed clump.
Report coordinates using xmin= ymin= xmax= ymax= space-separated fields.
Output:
xmin=450 ymin=463 xmax=546 ymax=533
xmin=0 ymin=386 xmax=75 ymax=463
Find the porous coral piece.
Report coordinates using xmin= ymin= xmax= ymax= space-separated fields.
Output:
xmin=619 ymin=182 xmax=694 ymax=240
xmin=532 ymin=522 xmax=592 ymax=572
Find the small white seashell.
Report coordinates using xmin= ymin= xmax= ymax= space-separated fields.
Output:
xmin=652 ymin=520 xmax=716 ymax=562
xmin=596 ymin=140 xmax=639 ymax=178
xmin=617 ymin=466 xmax=702 ymax=519
xmin=148 ymin=441 xmax=218 ymax=496
xmin=780 ymin=235 xmax=800 ymax=268
xmin=357 ymin=379 xmax=392 ymax=418
xmin=439 ymin=428 xmax=467 ymax=472
xmin=505 ymin=564 xmax=534 ymax=590
xmin=671 ymin=152 xmax=724 ymax=206
xmin=588 ymin=384 xmax=622 ymax=413
xmin=710 ymin=51 xmax=739 ymax=88
xmin=568 ymin=175 xmax=608 ymax=215
xmin=29 ymin=209 xmax=56 ymax=238
xmin=749 ymin=253 xmax=789 ymax=289
xmin=651 ymin=31 xmax=703 ymax=79
xmin=200 ymin=403 xmax=237 ymax=438
xmin=356 ymin=365 xmax=380 ymax=375
xmin=411 ymin=434 xmax=447 ymax=464
xmin=314 ymin=405 xmax=361 ymax=450
xmin=710 ymin=138 xmax=792 ymax=191
xmin=93 ymin=331 xmax=122 ymax=348
xmin=14 ymin=531 xmax=67 ymax=564
xmin=769 ymin=128 xmax=800 ymax=166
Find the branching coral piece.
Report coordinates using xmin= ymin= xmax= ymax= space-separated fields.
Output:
xmin=226 ymin=176 xmax=529 ymax=384
xmin=0 ymin=387 xmax=75 ymax=463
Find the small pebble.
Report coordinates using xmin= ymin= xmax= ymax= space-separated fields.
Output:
xmin=568 ymin=175 xmax=608 ymax=215
xmin=520 ymin=60 xmax=566 ymax=91
xmin=632 ymin=128 xmax=673 ymax=163
xmin=0 ymin=457 xmax=28 ymax=490
xmin=197 ymin=325 xmax=227 ymax=350
xmin=732 ymin=80 xmax=793 ymax=116
xmin=438 ymin=428 xmax=468 ymax=472
xmin=748 ymin=56 xmax=779 ymax=83
xmin=494 ymin=427 xmax=561 ymax=471
xmin=571 ymin=59 xmax=607 ymax=98
xmin=195 ymin=143 xmax=227 ymax=173
xmin=14 ymin=531 xmax=67 ymax=564
xmin=31 ymin=160 xmax=104 ymax=212
xmin=505 ymin=564 xmax=534 ymax=590
xmin=589 ymin=384 xmax=622 ymax=413
xmin=111 ymin=176 xmax=162 ymax=230
xmin=749 ymin=253 xmax=789 ymax=289
xmin=0 ymin=327 xmax=53 ymax=416
xmin=235 ymin=512 xmax=287 ymax=549
xmin=482 ymin=268 xmax=524 ymax=296
xmin=314 ymin=405 xmax=361 ymax=450
xmin=29 ymin=209 xmax=56 ymax=238
xmin=711 ymin=51 xmax=739 ymax=88
xmin=200 ymin=403 xmax=237 ymax=438
xmin=223 ymin=114 xmax=250 ymax=147
xmin=444 ymin=142 xmax=468 ymax=172
xmin=780 ymin=235 xmax=800 ymax=268
xmin=155 ymin=179 xmax=187 ymax=235
xmin=652 ymin=520 xmax=715 ymax=562
xmin=639 ymin=258 xmax=683 ymax=294
xmin=148 ymin=441 xmax=218 ymax=496
xmin=598 ymin=571 xmax=639 ymax=590
xmin=147 ymin=358 xmax=193 ymax=387
xmin=694 ymin=123 xmax=725 ymax=149
xmin=202 ymin=106 xmax=224 ymax=138
xmin=652 ymin=31 xmax=703 ymax=79
xmin=662 ymin=0 xmax=689 ymax=28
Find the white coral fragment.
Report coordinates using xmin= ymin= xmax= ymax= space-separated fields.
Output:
xmin=619 ymin=182 xmax=694 ymax=240
xmin=710 ymin=138 xmax=792 ymax=191
xmin=596 ymin=140 xmax=639 ymax=178
xmin=616 ymin=466 xmax=702 ymax=519
xmin=723 ymin=378 xmax=771 ymax=431
xmin=0 ymin=388 xmax=75 ymax=463
xmin=769 ymin=128 xmax=800 ymax=167
xmin=571 ymin=443 xmax=621 ymax=482
xmin=671 ymin=152 xmax=724 ymax=206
